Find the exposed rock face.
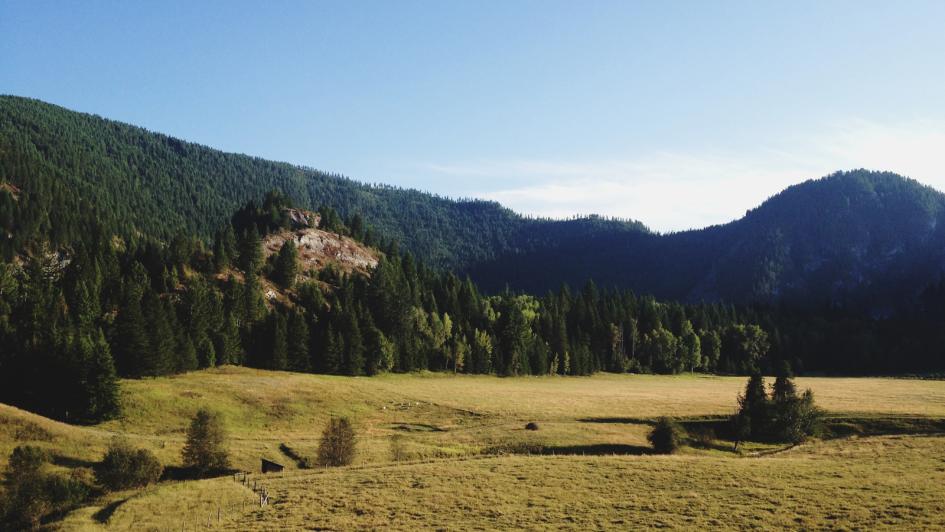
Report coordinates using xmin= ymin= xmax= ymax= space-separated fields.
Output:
xmin=262 ymin=225 xmax=379 ymax=278
xmin=285 ymin=208 xmax=317 ymax=229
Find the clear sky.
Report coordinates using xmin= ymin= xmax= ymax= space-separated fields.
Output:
xmin=3 ymin=1 xmax=945 ymax=231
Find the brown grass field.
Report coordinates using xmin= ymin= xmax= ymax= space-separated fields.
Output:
xmin=2 ymin=367 xmax=944 ymax=530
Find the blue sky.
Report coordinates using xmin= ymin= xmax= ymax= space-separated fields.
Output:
xmin=3 ymin=1 xmax=945 ymax=231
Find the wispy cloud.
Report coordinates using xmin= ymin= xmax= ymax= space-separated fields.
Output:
xmin=422 ymin=120 xmax=945 ymax=232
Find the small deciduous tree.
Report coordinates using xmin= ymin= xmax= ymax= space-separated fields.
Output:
xmin=181 ymin=408 xmax=230 ymax=475
xmin=316 ymin=417 xmax=356 ymax=467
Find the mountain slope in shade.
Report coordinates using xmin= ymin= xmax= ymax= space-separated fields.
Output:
xmin=3 ymin=96 xmax=945 ymax=310
xmin=468 ymin=171 xmax=945 ymax=311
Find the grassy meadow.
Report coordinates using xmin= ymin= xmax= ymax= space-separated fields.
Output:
xmin=2 ymin=367 xmax=945 ymax=529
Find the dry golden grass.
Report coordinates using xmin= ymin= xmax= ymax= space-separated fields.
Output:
xmin=2 ymin=367 xmax=944 ymax=529
xmin=215 ymin=434 xmax=945 ymax=531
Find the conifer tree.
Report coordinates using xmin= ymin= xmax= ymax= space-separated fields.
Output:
xmin=79 ymin=329 xmax=120 ymax=423
xmin=113 ymin=289 xmax=149 ymax=377
xmin=270 ymin=311 xmax=288 ymax=371
xmin=287 ymin=310 xmax=310 ymax=372
xmin=237 ymin=225 xmax=262 ymax=273
xmin=322 ymin=325 xmax=343 ymax=374
xmin=141 ymin=291 xmax=174 ymax=376
xmin=273 ymin=240 xmax=299 ymax=288
xmin=342 ymin=312 xmax=365 ymax=376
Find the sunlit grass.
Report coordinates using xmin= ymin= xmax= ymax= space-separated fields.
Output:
xmin=2 ymin=367 xmax=945 ymax=529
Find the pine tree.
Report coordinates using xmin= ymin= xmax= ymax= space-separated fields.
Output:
xmin=138 ymin=291 xmax=173 ymax=376
xmin=342 ymin=312 xmax=365 ymax=376
xmin=237 ymin=225 xmax=262 ymax=273
xmin=772 ymin=360 xmax=797 ymax=402
xmin=79 ymin=329 xmax=120 ymax=423
xmin=113 ymin=289 xmax=149 ymax=377
xmin=213 ymin=314 xmax=241 ymax=366
xmin=287 ymin=310 xmax=310 ymax=372
xmin=273 ymin=239 xmax=299 ymax=288
xmin=736 ymin=374 xmax=769 ymax=441
xmin=322 ymin=325 xmax=343 ymax=374
xmin=270 ymin=311 xmax=288 ymax=371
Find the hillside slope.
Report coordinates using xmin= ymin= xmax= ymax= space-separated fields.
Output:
xmin=471 ymin=171 xmax=945 ymax=310
xmin=4 ymin=96 xmax=945 ymax=308
xmin=0 ymin=95 xmax=645 ymax=271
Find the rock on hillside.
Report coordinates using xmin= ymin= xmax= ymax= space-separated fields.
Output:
xmin=261 ymin=210 xmax=379 ymax=278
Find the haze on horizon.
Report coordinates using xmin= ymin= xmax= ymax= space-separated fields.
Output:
xmin=3 ymin=0 xmax=945 ymax=231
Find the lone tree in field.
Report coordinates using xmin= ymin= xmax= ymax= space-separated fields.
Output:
xmin=316 ymin=417 xmax=356 ymax=467
xmin=648 ymin=417 xmax=686 ymax=454
xmin=182 ymin=408 xmax=230 ymax=474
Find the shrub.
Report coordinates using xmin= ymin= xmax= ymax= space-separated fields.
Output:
xmin=771 ymin=389 xmax=824 ymax=443
xmin=181 ymin=408 xmax=230 ymax=474
xmin=389 ymin=434 xmax=409 ymax=462
xmin=1 ymin=446 xmax=92 ymax=529
xmin=525 ymin=422 xmax=540 ymax=431
xmin=316 ymin=417 xmax=356 ymax=467
xmin=648 ymin=417 xmax=686 ymax=454
xmin=94 ymin=438 xmax=163 ymax=491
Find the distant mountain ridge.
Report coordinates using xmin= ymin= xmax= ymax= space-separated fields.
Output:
xmin=3 ymin=95 xmax=945 ymax=310
xmin=470 ymin=171 xmax=945 ymax=311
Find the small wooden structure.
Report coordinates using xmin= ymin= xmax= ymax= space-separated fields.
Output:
xmin=261 ymin=458 xmax=285 ymax=474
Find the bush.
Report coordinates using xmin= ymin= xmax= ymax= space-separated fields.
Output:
xmin=389 ymin=434 xmax=409 ymax=462
xmin=316 ymin=417 xmax=356 ymax=467
xmin=525 ymin=422 xmax=540 ymax=431
xmin=648 ymin=417 xmax=686 ymax=454
xmin=770 ymin=389 xmax=824 ymax=443
xmin=1 ymin=446 xmax=92 ymax=529
xmin=181 ymin=408 xmax=230 ymax=475
xmin=94 ymin=438 xmax=163 ymax=491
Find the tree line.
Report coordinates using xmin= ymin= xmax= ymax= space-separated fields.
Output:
xmin=0 ymin=195 xmax=778 ymax=424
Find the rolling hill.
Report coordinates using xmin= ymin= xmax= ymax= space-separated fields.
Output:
xmin=3 ymin=95 xmax=945 ymax=310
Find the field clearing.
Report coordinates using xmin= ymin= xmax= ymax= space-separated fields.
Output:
xmin=58 ymin=435 xmax=945 ymax=531
xmin=223 ymin=435 xmax=945 ymax=530
xmin=2 ymin=367 xmax=945 ymax=529
xmin=4 ymin=368 xmax=945 ymax=473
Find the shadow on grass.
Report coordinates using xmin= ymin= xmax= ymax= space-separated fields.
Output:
xmin=578 ymin=417 xmax=656 ymax=425
xmin=92 ymin=497 xmax=131 ymax=523
xmin=51 ymin=454 xmax=97 ymax=468
xmin=539 ymin=443 xmax=654 ymax=456
xmin=822 ymin=416 xmax=945 ymax=438
xmin=483 ymin=442 xmax=654 ymax=456
xmin=387 ymin=422 xmax=445 ymax=432
xmin=279 ymin=442 xmax=313 ymax=469
xmin=161 ymin=465 xmax=237 ymax=481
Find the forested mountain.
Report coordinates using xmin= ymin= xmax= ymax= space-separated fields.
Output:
xmin=2 ymin=96 xmax=945 ymax=425
xmin=0 ymin=95 xmax=645 ymax=272
xmin=0 ymin=190 xmax=776 ymax=424
xmin=3 ymin=95 xmax=945 ymax=313
xmin=471 ymin=171 xmax=945 ymax=312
